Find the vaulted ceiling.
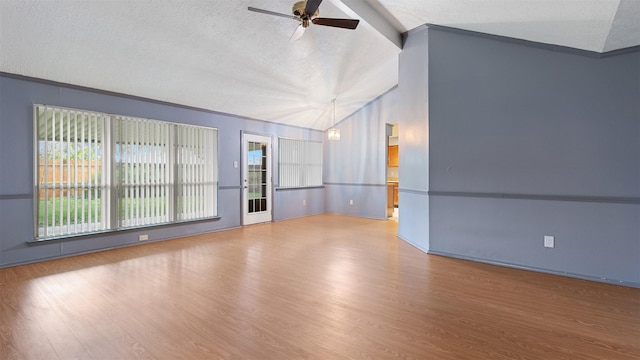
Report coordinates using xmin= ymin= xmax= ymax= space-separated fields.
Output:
xmin=1 ymin=0 xmax=638 ymax=130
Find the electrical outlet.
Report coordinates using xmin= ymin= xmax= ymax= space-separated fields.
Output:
xmin=303 ymin=199 xmax=306 ymax=206
xmin=349 ymin=199 xmax=354 ymax=205
xmin=544 ymin=235 xmax=554 ymax=248
xmin=139 ymin=234 xmax=149 ymax=241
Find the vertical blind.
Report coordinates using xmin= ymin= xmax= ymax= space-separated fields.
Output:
xmin=176 ymin=124 xmax=217 ymax=221
xmin=35 ymin=106 xmax=109 ymax=238
xmin=35 ymin=104 xmax=218 ymax=239
xmin=114 ymin=116 xmax=173 ymax=227
xmin=278 ymin=138 xmax=322 ymax=188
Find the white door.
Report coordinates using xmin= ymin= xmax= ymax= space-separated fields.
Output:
xmin=242 ymin=133 xmax=272 ymax=225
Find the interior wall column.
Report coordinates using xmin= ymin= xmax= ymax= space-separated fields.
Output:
xmin=397 ymin=26 xmax=431 ymax=251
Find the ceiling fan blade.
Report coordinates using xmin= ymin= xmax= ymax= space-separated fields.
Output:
xmin=312 ymin=18 xmax=360 ymax=30
xmin=289 ymin=24 xmax=306 ymax=41
xmin=304 ymin=0 xmax=323 ymax=16
xmin=248 ymin=7 xmax=298 ymax=21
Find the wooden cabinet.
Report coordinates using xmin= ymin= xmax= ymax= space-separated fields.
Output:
xmin=388 ymin=144 xmax=399 ymax=215
xmin=393 ymin=183 xmax=398 ymax=207
xmin=388 ymin=145 xmax=398 ymax=167
xmin=387 ymin=182 xmax=398 ymax=217
xmin=387 ymin=182 xmax=399 ymax=217
xmin=387 ymin=184 xmax=395 ymax=217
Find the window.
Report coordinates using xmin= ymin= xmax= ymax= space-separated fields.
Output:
xmin=35 ymin=105 xmax=218 ymax=239
xmin=278 ymin=138 xmax=322 ymax=188
xmin=174 ymin=124 xmax=217 ymax=221
xmin=35 ymin=106 xmax=109 ymax=237
xmin=114 ymin=116 xmax=172 ymax=228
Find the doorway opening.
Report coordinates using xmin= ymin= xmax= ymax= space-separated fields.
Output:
xmin=386 ymin=124 xmax=399 ymax=221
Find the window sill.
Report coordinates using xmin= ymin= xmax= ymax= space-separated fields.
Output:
xmin=28 ymin=216 xmax=222 ymax=244
xmin=275 ymin=186 xmax=325 ymax=191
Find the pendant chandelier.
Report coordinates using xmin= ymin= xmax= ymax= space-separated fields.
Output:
xmin=327 ymin=99 xmax=340 ymax=141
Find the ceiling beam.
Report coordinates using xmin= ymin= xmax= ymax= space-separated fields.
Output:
xmin=327 ymin=0 xmax=403 ymax=49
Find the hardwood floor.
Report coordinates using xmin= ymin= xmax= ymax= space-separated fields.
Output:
xmin=1 ymin=214 xmax=638 ymax=359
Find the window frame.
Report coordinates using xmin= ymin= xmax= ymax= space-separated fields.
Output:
xmin=33 ymin=104 xmax=219 ymax=241
xmin=277 ymin=137 xmax=323 ymax=189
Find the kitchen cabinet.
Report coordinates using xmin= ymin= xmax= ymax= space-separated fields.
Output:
xmin=393 ymin=183 xmax=398 ymax=207
xmin=387 ymin=183 xmax=394 ymax=217
xmin=388 ymin=145 xmax=398 ymax=167
xmin=387 ymin=182 xmax=399 ymax=217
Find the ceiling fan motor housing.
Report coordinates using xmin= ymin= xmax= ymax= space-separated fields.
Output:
xmin=293 ymin=1 xmax=318 ymax=18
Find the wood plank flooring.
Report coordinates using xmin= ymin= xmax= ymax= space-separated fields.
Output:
xmin=1 ymin=214 xmax=638 ymax=359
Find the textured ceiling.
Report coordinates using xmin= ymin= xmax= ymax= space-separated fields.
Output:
xmin=1 ymin=1 xmax=638 ymax=130
xmin=377 ymin=0 xmax=640 ymax=53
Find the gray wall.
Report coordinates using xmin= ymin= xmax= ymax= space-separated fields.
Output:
xmin=324 ymin=87 xmax=398 ymax=220
xmin=397 ymin=28 xmax=430 ymax=251
xmin=0 ymin=74 xmax=324 ymax=267
xmin=400 ymin=26 xmax=639 ymax=286
xmin=274 ymin=187 xmax=325 ymax=221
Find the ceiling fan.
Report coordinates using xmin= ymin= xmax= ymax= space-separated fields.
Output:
xmin=248 ymin=0 xmax=360 ymax=41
